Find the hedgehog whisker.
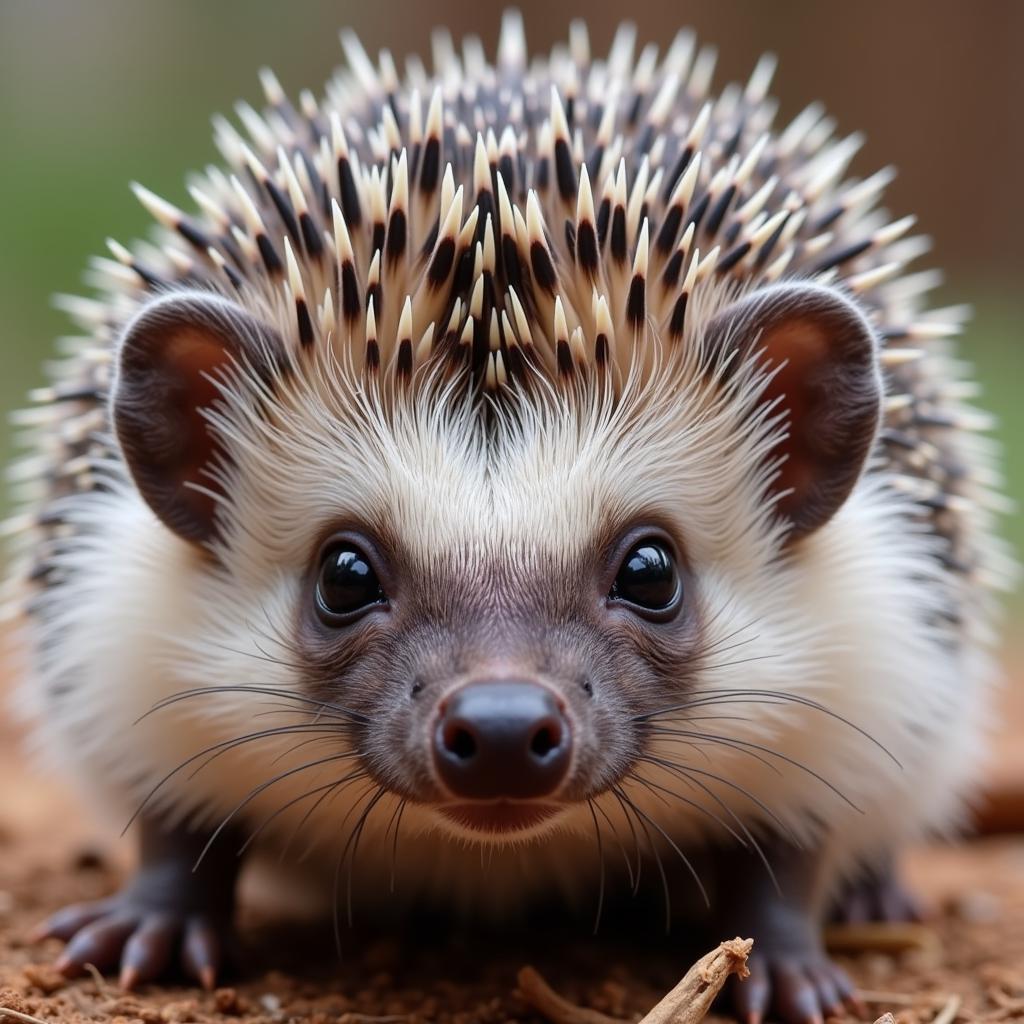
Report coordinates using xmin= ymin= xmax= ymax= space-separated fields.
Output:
xmin=626 ymin=786 xmax=710 ymax=910
xmin=266 ymin=730 xmax=350 ymax=768
xmin=385 ymin=797 xmax=408 ymax=894
xmin=678 ymin=713 xmax=755 ymax=725
xmin=192 ymin=724 xmax=355 ymax=780
xmin=629 ymin=762 xmax=750 ymax=849
xmin=618 ymin=773 xmax=728 ymax=909
xmin=657 ymin=758 xmax=801 ymax=848
xmin=636 ymin=687 xmax=901 ymax=768
xmin=610 ymin=787 xmax=645 ymax=895
xmin=694 ymin=653 xmax=782 ymax=674
xmin=651 ymin=727 xmax=862 ymax=812
xmin=211 ymin=634 xmax=310 ymax=674
xmin=194 ymin=750 xmax=363 ymax=872
xmin=346 ymin=787 xmax=389 ymax=926
xmin=140 ymin=684 xmax=369 ymax=726
xmin=283 ymin=769 xmax=371 ymax=863
xmin=635 ymin=754 xmax=781 ymax=893
xmin=649 ymin=725 xmax=779 ymax=774
xmin=252 ymin=602 xmax=313 ymax=663
xmin=686 ymin=613 xmax=765 ymax=663
xmin=240 ymin=772 xmax=362 ymax=856
xmin=590 ymin=794 xmax=637 ymax=892
xmin=332 ymin=781 xmax=377 ymax=956
xmin=251 ymin=703 xmax=337 ymax=722
xmin=689 ymin=636 xmax=766 ymax=668
xmin=123 ymin=721 xmax=358 ymax=834
xmin=611 ymin=785 xmax=677 ymax=930
xmin=586 ymin=798 xmax=607 ymax=934
xmin=330 ymin=782 xmax=387 ymax=950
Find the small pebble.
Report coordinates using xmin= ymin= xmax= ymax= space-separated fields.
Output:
xmin=258 ymin=993 xmax=282 ymax=1017
xmin=214 ymin=988 xmax=247 ymax=1015
xmin=946 ymin=889 xmax=1000 ymax=923
xmin=21 ymin=963 xmax=67 ymax=994
xmin=71 ymin=845 xmax=109 ymax=871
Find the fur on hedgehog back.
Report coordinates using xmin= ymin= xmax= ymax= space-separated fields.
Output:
xmin=5 ymin=10 xmax=1012 ymax=914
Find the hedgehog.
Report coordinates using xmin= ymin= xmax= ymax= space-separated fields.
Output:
xmin=4 ymin=11 xmax=1012 ymax=1024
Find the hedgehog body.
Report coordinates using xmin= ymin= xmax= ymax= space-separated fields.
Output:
xmin=4 ymin=11 xmax=1012 ymax=1013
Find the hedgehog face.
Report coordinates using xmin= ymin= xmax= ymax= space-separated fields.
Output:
xmin=94 ymin=10 xmax=911 ymax=847
xmin=109 ymin=269 xmax=884 ymax=844
xmin=222 ymin=355 xmax=720 ymax=841
xmin=290 ymin=519 xmax=700 ymax=838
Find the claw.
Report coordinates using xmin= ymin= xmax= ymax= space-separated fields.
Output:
xmin=43 ymin=895 xmax=233 ymax=990
xmin=731 ymin=952 xmax=856 ymax=1024
xmin=34 ymin=901 xmax=110 ymax=943
xmin=734 ymin=957 xmax=770 ymax=1024
xmin=182 ymin=917 xmax=224 ymax=990
xmin=120 ymin=914 xmax=178 ymax=987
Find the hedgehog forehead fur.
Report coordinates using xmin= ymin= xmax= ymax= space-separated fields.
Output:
xmin=97 ymin=11 xmax=934 ymax=564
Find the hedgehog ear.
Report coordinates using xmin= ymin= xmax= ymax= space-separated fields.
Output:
xmin=111 ymin=291 xmax=281 ymax=545
xmin=705 ymin=282 xmax=883 ymax=542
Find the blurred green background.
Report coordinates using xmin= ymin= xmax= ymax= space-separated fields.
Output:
xmin=0 ymin=0 xmax=1021 ymax=583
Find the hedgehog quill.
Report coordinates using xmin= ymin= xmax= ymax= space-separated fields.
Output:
xmin=5 ymin=11 xmax=1012 ymax=1024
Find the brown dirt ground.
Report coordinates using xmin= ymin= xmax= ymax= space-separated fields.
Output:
xmin=0 ymin=664 xmax=1022 ymax=1024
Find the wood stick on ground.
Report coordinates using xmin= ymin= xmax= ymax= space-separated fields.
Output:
xmin=82 ymin=962 xmax=111 ymax=997
xmin=516 ymin=967 xmax=627 ymax=1024
xmin=859 ymin=991 xmax=922 ymax=1006
xmin=824 ymin=922 xmax=940 ymax=954
xmin=861 ymin=989 xmax=962 ymax=1016
xmin=0 ymin=1009 xmax=56 ymax=1024
xmin=518 ymin=938 xmax=752 ymax=1024
xmin=931 ymin=993 xmax=962 ymax=1024
xmin=637 ymin=938 xmax=753 ymax=1024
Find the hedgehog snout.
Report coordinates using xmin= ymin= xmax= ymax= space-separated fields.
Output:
xmin=431 ymin=679 xmax=573 ymax=801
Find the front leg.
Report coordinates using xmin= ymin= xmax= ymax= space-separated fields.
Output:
xmin=716 ymin=838 xmax=861 ymax=1024
xmin=35 ymin=817 xmax=243 ymax=989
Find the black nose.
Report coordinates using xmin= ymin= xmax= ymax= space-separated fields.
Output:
xmin=433 ymin=680 xmax=572 ymax=800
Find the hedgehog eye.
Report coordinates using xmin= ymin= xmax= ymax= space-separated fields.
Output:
xmin=316 ymin=545 xmax=387 ymax=624
xmin=609 ymin=541 xmax=681 ymax=616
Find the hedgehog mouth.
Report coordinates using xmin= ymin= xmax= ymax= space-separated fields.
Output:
xmin=438 ymin=801 xmax=562 ymax=835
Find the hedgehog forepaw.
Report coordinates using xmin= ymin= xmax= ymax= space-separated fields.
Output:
xmin=39 ymin=893 xmax=236 ymax=990
xmin=35 ymin=818 xmax=242 ymax=990
xmin=730 ymin=946 xmax=861 ymax=1024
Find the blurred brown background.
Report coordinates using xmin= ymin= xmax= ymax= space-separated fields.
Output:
xmin=0 ymin=0 xmax=1021 ymax=551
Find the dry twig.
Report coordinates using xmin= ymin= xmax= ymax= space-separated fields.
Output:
xmin=860 ymin=989 xmax=964 ymax=1024
xmin=0 ymin=1009 xmax=55 ymax=1024
xmin=638 ymin=938 xmax=753 ymax=1024
xmin=824 ymin=922 xmax=940 ymax=954
xmin=860 ymin=991 xmax=922 ymax=1006
xmin=518 ymin=937 xmax=753 ymax=1024
xmin=516 ymin=967 xmax=626 ymax=1024
xmin=82 ymin=963 xmax=110 ymax=997
xmin=931 ymin=993 xmax=962 ymax=1024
